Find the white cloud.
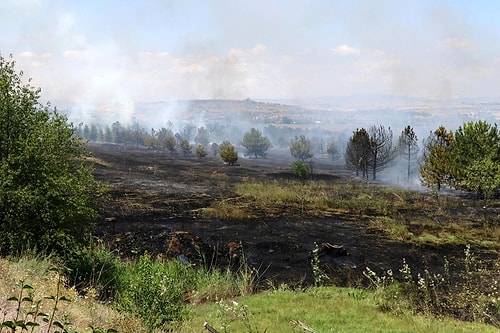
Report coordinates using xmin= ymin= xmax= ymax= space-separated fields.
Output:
xmin=331 ymin=44 xmax=360 ymax=56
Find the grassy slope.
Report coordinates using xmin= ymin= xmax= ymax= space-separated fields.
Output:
xmin=180 ymin=287 xmax=499 ymax=333
xmin=0 ymin=255 xmax=147 ymax=333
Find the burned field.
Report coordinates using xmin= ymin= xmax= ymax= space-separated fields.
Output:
xmin=90 ymin=143 xmax=499 ymax=287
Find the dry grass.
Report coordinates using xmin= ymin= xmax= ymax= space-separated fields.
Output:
xmin=0 ymin=255 xmax=148 ymax=332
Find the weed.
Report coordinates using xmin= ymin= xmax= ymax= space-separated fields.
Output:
xmin=310 ymin=243 xmax=329 ymax=287
xmin=363 ymin=246 xmax=500 ymax=327
xmin=0 ymin=274 xmax=116 ymax=333
xmin=215 ymin=299 xmax=265 ymax=333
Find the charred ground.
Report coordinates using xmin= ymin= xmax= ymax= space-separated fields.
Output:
xmin=90 ymin=143 xmax=498 ymax=288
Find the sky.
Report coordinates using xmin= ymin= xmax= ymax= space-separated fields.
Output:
xmin=2 ymin=0 xmax=500 ymax=105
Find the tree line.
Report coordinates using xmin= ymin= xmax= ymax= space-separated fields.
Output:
xmin=345 ymin=122 xmax=500 ymax=198
xmin=78 ymin=118 xmax=500 ymax=198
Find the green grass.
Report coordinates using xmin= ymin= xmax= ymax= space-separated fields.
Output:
xmin=179 ymin=287 xmax=499 ymax=332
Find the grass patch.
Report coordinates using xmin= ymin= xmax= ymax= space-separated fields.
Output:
xmin=180 ymin=287 xmax=500 ymax=332
xmin=202 ymin=179 xmax=500 ymax=249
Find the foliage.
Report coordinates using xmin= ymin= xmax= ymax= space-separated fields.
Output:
xmin=241 ymin=128 xmax=272 ymax=158
xmin=196 ymin=144 xmax=207 ymax=158
xmin=420 ymin=126 xmax=454 ymax=193
xmin=290 ymin=160 xmax=311 ymax=181
xmin=345 ymin=128 xmax=370 ymax=178
xmin=179 ymin=139 xmax=192 ymax=156
xmin=451 ymin=120 xmax=500 ymax=197
xmin=64 ymin=242 xmax=121 ymax=301
xmin=289 ymin=135 xmax=313 ymax=160
xmin=219 ymin=141 xmax=238 ymax=165
xmin=113 ymin=253 xmax=258 ymax=330
xmin=114 ymin=254 xmax=191 ymax=329
xmin=0 ymin=54 xmax=105 ymax=256
xmin=397 ymin=125 xmax=419 ymax=182
xmin=364 ymin=246 xmax=500 ymax=327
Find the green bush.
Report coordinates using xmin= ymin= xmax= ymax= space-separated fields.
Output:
xmin=290 ymin=160 xmax=310 ymax=180
xmin=114 ymin=254 xmax=193 ymax=329
xmin=0 ymin=54 xmax=105 ymax=257
xmin=64 ymin=243 xmax=121 ymax=301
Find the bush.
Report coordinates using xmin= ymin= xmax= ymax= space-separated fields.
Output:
xmin=364 ymin=246 xmax=500 ymax=327
xmin=64 ymin=243 xmax=121 ymax=301
xmin=114 ymin=254 xmax=193 ymax=329
xmin=290 ymin=160 xmax=311 ymax=180
xmin=0 ymin=54 xmax=105 ymax=257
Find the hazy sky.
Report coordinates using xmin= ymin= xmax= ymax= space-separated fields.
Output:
xmin=3 ymin=0 xmax=500 ymax=104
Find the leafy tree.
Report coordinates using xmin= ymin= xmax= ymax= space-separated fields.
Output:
xmin=345 ymin=128 xmax=370 ymax=178
xmin=0 ymin=54 xmax=105 ymax=256
xmin=194 ymin=126 xmax=210 ymax=147
xmin=397 ymin=125 xmax=419 ymax=182
xmin=290 ymin=135 xmax=313 ymax=161
xmin=451 ymin=120 xmax=500 ymax=196
xmin=241 ymin=127 xmax=272 ymax=158
xmin=157 ymin=127 xmax=176 ymax=153
xmin=420 ymin=126 xmax=454 ymax=193
xmin=179 ymin=139 xmax=192 ymax=156
xmin=195 ymin=144 xmax=207 ymax=158
xmin=367 ymin=125 xmax=396 ymax=180
xmin=219 ymin=140 xmax=238 ymax=165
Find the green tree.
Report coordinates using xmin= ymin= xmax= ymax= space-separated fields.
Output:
xmin=219 ymin=140 xmax=238 ymax=165
xmin=195 ymin=144 xmax=207 ymax=158
xmin=241 ymin=127 xmax=272 ymax=158
xmin=451 ymin=120 xmax=500 ymax=196
xmin=179 ymin=139 xmax=192 ymax=156
xmin=157 ymin=127 xmax=176 ymax=153
xmin=397 ymin=125 xmax=419 ymax=182
xmin=290 ymin=135 xmax=313 ymax=161
xmin=420 ymin=126 xmax=454 ymax=193
xmin=0 ymin=54 xmax=105 ymax=256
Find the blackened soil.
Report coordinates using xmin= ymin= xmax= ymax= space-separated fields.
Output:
xmin=89 ymin=144 xmax=496 ymax=288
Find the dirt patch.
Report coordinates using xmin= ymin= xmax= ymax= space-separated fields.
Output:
xmin=90 ymin=144 xmax=495 ymax=287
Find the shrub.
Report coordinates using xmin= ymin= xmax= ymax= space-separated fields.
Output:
xmin=290 ymin=160 xmax=310 ymax=180
xmin=64 ymin=243 xmax=121 ymax=301
xmin=0 ymin=54 xmax=105 ymax=257
xmin=364 ymin=246 xmax=500 ymax=327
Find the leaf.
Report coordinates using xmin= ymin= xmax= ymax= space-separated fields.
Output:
xmin=25 ymin=321 xmax=40 ymax=327
xmin=44 ymin=295 xmax=56 ymax=300
xmin=22 ymin=284 xmax=34 ymax=290
xmin=58 ymin=296 xmax=72 ymax=302
xmin=7 ymin=296 xmax=18 ymax=302
xmin=106 ymin=329 xmax=118 ymax=333
xmin=21 ymin=296 xmax=33 ymax=303
xmin=53 ymin=321 xmax=65 ymax=329
xmin=1 ymin=320 xmax=16 ymax=329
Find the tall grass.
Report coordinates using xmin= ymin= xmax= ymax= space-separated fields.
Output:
xmin=363 ymin=245 xmax=500 ymax=327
